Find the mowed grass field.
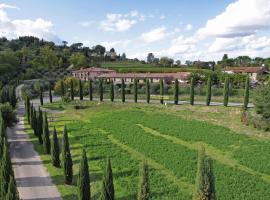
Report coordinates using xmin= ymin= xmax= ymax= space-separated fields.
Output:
xmin=26 ymin=101 xmax=270 ymax=200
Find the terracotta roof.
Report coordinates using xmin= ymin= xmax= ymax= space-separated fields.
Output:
xmin=72 ymin=67 xmax=115 ymax=73
xmin=223 ymin=67 xmax=265 ymax=73
xmin=99 ymin=72 xmax=191 ymax=79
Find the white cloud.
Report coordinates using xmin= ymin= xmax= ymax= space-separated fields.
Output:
xmin=79 ymin=21 xmax=95 ymax=27
xmin=0 ymin=4 xmax=60 ymax=42
xmin=167 ymin=35 xmax=197 ymax=55
xmin=140 ymin=27 xmax=168 ymax=43
xmin=99 ymin=10 xmax=144 ymax=32
xmin=197 ymin=0 xmax=270 ymax=38
xmin=101 ymin=40 xmax=131 ymax=49
xmin=185 ymin=24 xmax=193 ymax=31
xmin=160 ymin=15 xmax=166 ymax=20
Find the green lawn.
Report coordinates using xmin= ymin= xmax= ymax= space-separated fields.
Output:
xmin=26 ymin=101 xmax=270 ymax=200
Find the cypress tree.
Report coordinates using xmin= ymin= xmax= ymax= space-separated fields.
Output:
xmin=194 ymin=146 xmax=216 ymax=200
xmin=101 ymin=158 xmax=115 ymax=200
xmin=62 ymin=125 xmax=73 ymax=185
xmin=43 ymin=112 xmax=51 ymax=154
xmin=25 ymin=96 xmax=31 ymax=124
xmin=99 ymin=78 xmax=103 ymax=101
xmin=223 ymin=77 xmax=229 ymax=107
xmin=40 ymin=87 xmax=43 ymax=106
xmin=190 ymin=77 xmax=195 ymax=105
xmin=0 ymin=114 xmax=6 ymax=140
xmin=61 ymin=80 xmax=65 ymax=97
xmin=10 ymin=86 xmax=17 ymax=108
xmin=110 ymin=80 xmax=114 ymax=102
xmin=5 ymin=175 xmax=19 ymax=200
xmin=79 ymin=80 xmax=83 ymax=100
xmin=206 ymin=76 xmax=212 ymax=106
xmin=49 ymin=86 xmax=53 ymax=103
xmin=121 ymin=79 xmax=125 ymax=103
xmin=243 ymin=76 xmax=250 ymax=110
xmin=160 ymin=79 xmax=164 ymax=104
xmin=32 ymin=109 xmax=37 ymax=136
xmin=30 ymin=104 xmax=34 ymax=128
xmin=134 ymin=79 xmax=138 ymax=103
xmin=77 ymin=148 xmax=90 ymax=200
xmin=146 ymin=79 xmax=150 ymax=104
xmin=137 ymin=162 xmax=150 ymax=200
xmin=70 ymin=80 xmax=74 ymax=101
xmin=51 ymin=127 xmax=60 ymax=168
xmin=89 ymin=80 xmax=93 ymax=101
xmin=174 ymin=79 xmax=179 ymax=105
xmin=37 ymin=107 xmax=43 ymax=144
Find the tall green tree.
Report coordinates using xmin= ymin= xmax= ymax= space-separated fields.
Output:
xmin=62 ymin=125 xmax=73 ymax=185
xmin=40 ymin=87 xmax=43 ymax=106
xmin=223 ymin=77 xmax=229 ymax=107
xmin=99 ymin=78 xmax=103 ymax=101
xmin=70 ymin=79 xmax=74 ymax=101
xmin=110 ymin=80 xmax=114 ymax=102
xmin=89 ymin=80 xmax=93 ymax=101
xmin=194 ymin=147 xmax=216 ymax=200
xmin=25 ymin=96 xmax=31 ymax=123
xmin=134 ymin=79 xmax=138 ymax=103
xmin=121 ymin=79 xmax=125 ymax=103
xmin=190 ymin=77 xmax=195 ymax=105
xmin=137 ymin=162 xmax=150 ymax=200
xmin=77 ymin=148 xmax=90 ymax=200
xmin=61 ymin=80 xmax=65 ymax=97
xmin=51 ymin=127 xmax=60 ymax=168
xmin=79 ymin=80 xmax=83 ymax=100
xmin=49 ymin=86 xmax=53 ymax=103
xmin=160 ymin=79 xmax=164 ymax=104
xmin=32 ymin=109 xmax=37 ymax=136
xmin=43 ymin=112 xmax=51 ymax=154
xmin=9 ymin=86 xmax=17 ymax=108
xmin=243 ymin=76 xmax=250 ymax=110
xmin=5 ymin=175 xmax=19 ymax=200
xmin=174 ymin=79 xmax=179 ymax=105
xmin=101 ymin=158 xmax=115 ymax=200
xmin=146 ymin=79 xmax=150 ymax=104
xmin=37 ymin=107 xmax=43 ymax=144
xmin=206 ymin=76 xmax=212 ymax=106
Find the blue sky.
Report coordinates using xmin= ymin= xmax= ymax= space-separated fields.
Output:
xmin=1 ymin=0 xmax=270 ymax=62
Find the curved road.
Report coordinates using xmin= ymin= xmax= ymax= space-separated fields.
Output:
xmin=7 ymin=84 xmax=62 ymax=200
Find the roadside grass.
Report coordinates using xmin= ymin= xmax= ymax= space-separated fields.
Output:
xmin=25 ymin=101 xmax=270 ymax=200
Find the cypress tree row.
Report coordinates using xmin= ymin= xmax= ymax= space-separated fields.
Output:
xmin=110 ymin=80 xmax=114 ymax=102
xmin=49 ymin=86 xmax=53 ymax=103
xmin=5 ymin=175 xmax=19 ymax=200
xmin=40 ymin=87 xmax=43 ymax=106
xmin=134 ymin=79 xmax=138 ymax=103
xmin=42 ymin=112 xmax=51 ymax=154
xmin=99 ymin=78 xmax=103 ymax=101
xmin=160 ymin=79 xmax=164 ymax=104
xmin=137 ymin=162 xmax=150 ymax=200
xmin=37 ymin=107 xmax=43 ymax=144
xmin=223 ymin=77 xmax=229 ymax=107
xmin=9 ymin=86 xmax=17 ymax=108
xmin=89 ymin=79 xmax=93 ymax=101
xmin=243 ymin=76 xmax=250 ymax=110
xmin=206 ymin=76 xmax=212 ymax=106
xmin=174 ymin=79 xmax=179 ymax=105
xmin=70 ymin=79 xmax=74 ymax=101
xmin=121 ymin=79 xmax=125 ymax=103
xmin=77 ymin=148 xmax=90 ymax=200
xmin=61 ymin=80 xmax=65 ymax=97
xmin=25 ymin=96 xmax=31 ymax=123
xmin=194 ymin=147 xmax=216 ymax=200
xmin=62 ymin=125 xmax=73 ymax=185
xmin=190 ymin=77 xmax=195 ymax=105
xmin=51 ymin=127 xmax=60 ymax=168
xmin=146 ymin=79 xmax=150 ymax=104
xmin=101 ymin=158 xmax=115 ymax=200
xmin=79 ymin=80 xmax=83 ymax=100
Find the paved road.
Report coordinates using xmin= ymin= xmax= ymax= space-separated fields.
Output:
xmin=7 ymin=86 xmax=62 ymax=200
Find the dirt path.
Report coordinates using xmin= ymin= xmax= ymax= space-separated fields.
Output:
xmin=7 ymin=101 xmax=62 ymax=200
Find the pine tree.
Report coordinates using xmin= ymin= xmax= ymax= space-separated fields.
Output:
xmin=79 ymin=80 xmax=83 ymax=100
xmin=174 ymin=79 xmax=179 ymax=105
xmin=190 ymin=77 xmax=195 ymax=105
xmin=37 ymin=107 xmax=43 ymax=144
xmin=51 ymin=127 xmax=60 ymax=168
xmin=160 ymin=79 xmax=164 ymax=104
xmin=121 ymin=79 xmax=125 ymax=103
xmin=43 ymin=112 xmax=51 ymax=154
xmin=223 ymin=77 xmax=229 ymax=107
xmin=134 ymin=79 xmax=138 ymax=103
xmin=243 ymin=76 xmax=250 ymax=110
xmin=101 ymin=158 xmax=115 ymax=200
xmin=206 ymin=76 xmax=212 ymax=106
xmin=77 ymin=148 xmax=90 ymax=200
xmin=110 ymin=80 xmax=114 ymax=102
xmin=194 ymin=147 xmax=216 ymax=200
xmin=146 ymin=79 xmax=150 ymax=104
xmin=49 ymin=86 xmax=53 ymax=103
xmin=137 ymin=162 xmax=150 ymax=200
xmin=40 ymin=87 xmax=43 ymax=106
xmin=99 ymin=78 xmax=103 ymax=102
xmin=61 ymin=80 xmax=65 ymax=97
xmin=89 ymin=80 xmax=93 ymax=101
xmin=62 ymin=125 xmax=73 ymax=185
xmin=5 ymin=175 xmax=19 ymax=200
xmin=71 ymin=80 xmax=74 ymax=101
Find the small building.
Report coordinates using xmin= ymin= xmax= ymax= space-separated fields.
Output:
xmin=72 ymin=67 xmax=115 ymax=81
xmin=222 ymin=67 xmax=267 ymax=82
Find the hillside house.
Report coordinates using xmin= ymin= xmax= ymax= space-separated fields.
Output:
xmin=72 ymin=67 xmax=115 ymax=81
xmin=223 ymin=67 xmax=267 ymax=82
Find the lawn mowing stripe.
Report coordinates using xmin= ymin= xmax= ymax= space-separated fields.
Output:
xmin=137 ymin=124 xmax=270 ymax=183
